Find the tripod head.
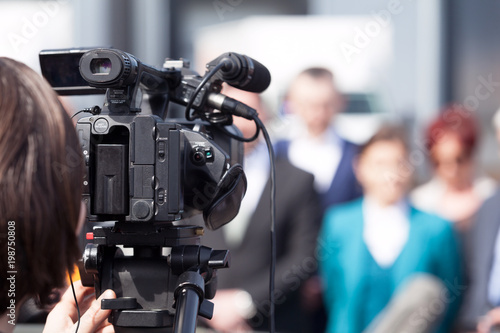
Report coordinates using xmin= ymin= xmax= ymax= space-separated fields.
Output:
xmin=82 ymin=223 xmax=228 ymax=332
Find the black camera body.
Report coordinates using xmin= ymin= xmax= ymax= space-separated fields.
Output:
xmin=39 ymin=47 xmax=270 ymax=332
xmin=78 ymin=114 xmax=233 ymax=223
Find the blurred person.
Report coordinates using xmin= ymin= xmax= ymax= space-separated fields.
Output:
xmin=0 ymin=57 xmax=115 ymax=333
xmin=202 ymin=86 xmax=321 ymax=332
xmin=457 ymin=107 xmax=500 ymax=333
xmin=274 ymin=67 xmax=362 ymax=331
xmin=318 ymin=125 xmax=463 ymax=333
xmin=411 ymin=106 xmax=496 ymax=231
xmin=275 ymin=67 xmax=362 ymax=211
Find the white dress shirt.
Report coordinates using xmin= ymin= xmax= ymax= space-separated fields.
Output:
xmin=362 ymin=198 xmax=411 ymax=268
xmin=288 ymin=126 xmax=342 ymax=194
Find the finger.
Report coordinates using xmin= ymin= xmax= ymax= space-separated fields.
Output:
xmin=50 ymin=281 xmax=95 ymax=323
xmin=77 ymin=291 xmax=99 ymax=315
xmin=235 ymin=322 xmax=251 ymax=333
xmin=95 ymin=323 xmax=116 ymax=333
xmin=94 ymin=312 xmax=116 ymax=331
xmin=64 ymin=281 xmax=95 ymax=322
xmin=73 ymin=289 xmax=116 ymax=333
xmin=60 ymin=280 xmax=95 ymax=305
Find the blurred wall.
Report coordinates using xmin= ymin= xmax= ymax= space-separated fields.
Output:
xmin=4 ymin=0 xmax=499 ymax=179
xmin=0 ymin=0 xmax=441 ymax=122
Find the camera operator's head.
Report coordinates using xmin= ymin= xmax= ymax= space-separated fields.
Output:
xmin=287 ymin=67 xmax=344 ymax=138
xmin=0 ymin=58 xmax=84 ymax=311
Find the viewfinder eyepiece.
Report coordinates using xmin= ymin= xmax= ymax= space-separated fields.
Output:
xmin=90 ymin=58 xmax=112 ymax=75
xmin=80 ymin=48 xmax=137 ymax=87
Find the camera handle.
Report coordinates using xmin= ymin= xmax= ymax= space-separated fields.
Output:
xmin=173 ymin=271 xmax=212 ymax=333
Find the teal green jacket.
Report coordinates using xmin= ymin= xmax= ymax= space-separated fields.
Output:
xmin=318 ymin=198 xmax=463 ymax=333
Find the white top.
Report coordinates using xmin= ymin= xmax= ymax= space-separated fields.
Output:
xmin=223 ymin=143 xmax=269 ymax=247
xmin=410 ymin=176 xmax=496 ymax=222
xmin=362 ymin=198 xmax=411 ymax=268
xmin=288 ymin=126 xmax=342 ymax=193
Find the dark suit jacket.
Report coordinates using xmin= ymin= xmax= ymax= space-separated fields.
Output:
xmin=202 ymin=157 xmax=321 ymax=332
xmin=274 ymin=138 xmax=362 ymax=213
xmin=459 ymin=188 xmax=500 ymax=331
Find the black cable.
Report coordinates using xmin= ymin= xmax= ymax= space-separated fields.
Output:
xmin=184 ymin=62 xmax=226 ymax=121
xmin=68 ymin=273 xmax=81 ymax=333
xmin=71 ymin=106 xmax=101 ymax=119
xmin=71 ymin=110 xmax=86 ymax=119
xmin=253 ymin=115 xmax=276 ymax=333
xmin=215 ymin=123 xmax=260 ymax=143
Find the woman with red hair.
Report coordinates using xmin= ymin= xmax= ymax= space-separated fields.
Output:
xmin=411 ymin=106 xmax=496 ymax=230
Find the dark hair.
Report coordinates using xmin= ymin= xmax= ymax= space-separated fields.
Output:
xmin=359 ymin=125 xmax=409 ymax=156
xmin=0 ymin=58 xmax=84 ymax=309
xmin=425 ymin=105 xmax=478 ymax=159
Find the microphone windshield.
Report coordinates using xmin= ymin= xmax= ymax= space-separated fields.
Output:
xmin=207 ymin=53 xmax=271 ymax=93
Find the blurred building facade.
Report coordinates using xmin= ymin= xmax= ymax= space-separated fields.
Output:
xmin=1 ymin=0 xmax=500 ymax=179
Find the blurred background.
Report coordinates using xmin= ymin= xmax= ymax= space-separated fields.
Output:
xmin=1 ymin=0 xmax=500 ymax=183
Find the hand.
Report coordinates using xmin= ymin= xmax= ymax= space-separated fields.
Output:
xmin=205 ymin=289 xmax=253 ymax=333
xmin=43 ymin=280 xmax=116 ymax=333
xmin=300 ymin=275 xmax=323 ymax=312
xmin=478 ymin=307 xmax=500 ymax=333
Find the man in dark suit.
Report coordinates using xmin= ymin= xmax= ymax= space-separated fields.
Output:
xmin=274 ymin=67 xmax=362 ymax=332
xmin=458 ymin=108 xmax=500 ymax=333
xmin=458 ymin=189 xmax=500 ymax=332
xmin=202 ymin=88 xmax=321 ymax=332
xmin=274 ymin=67 xmax=362 ymax=211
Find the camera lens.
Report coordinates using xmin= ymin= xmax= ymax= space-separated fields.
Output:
xmin=90 ymin=58 xmax=112 ymax=75
xmin=192 ymin=147 xmax=206 ymax=166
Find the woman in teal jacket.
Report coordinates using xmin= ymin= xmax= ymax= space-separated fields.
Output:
xmin=318 ymin=126 xmax=463 ymax=333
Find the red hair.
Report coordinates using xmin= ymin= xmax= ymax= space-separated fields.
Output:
xmin=425 ymin=105 xmax=478 ymax=158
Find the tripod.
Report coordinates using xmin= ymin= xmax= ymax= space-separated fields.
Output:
xmin=80 ymin=222 xmax=230 ymax=333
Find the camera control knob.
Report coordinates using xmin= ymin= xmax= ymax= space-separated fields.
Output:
xmin=132 ymin=200 xmax=151 ymax=220
xmin=93 ymin=118 xmax=109 ymax=133
xmin=83 ymin=243 xmax=100 ymax=274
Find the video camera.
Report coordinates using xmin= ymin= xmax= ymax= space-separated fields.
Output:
xmin=39 ymin=47 xmax=270 ymax=333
